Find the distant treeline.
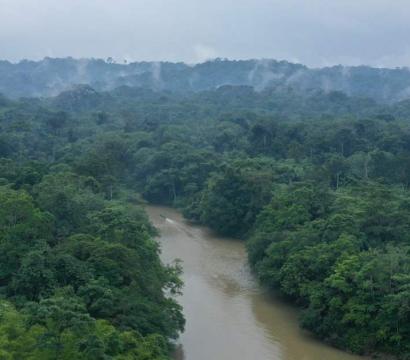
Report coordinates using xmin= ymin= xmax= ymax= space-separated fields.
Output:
xmin=2 ymin=57 xmax=410 ymax=102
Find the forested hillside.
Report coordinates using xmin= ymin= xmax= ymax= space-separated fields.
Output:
xmin=1 ymin=80 xmax=410 ymax=358
xmin=2 ymin=57 xmax=410 ymax=102
xmin=0 ymin=91 xmax=186 ymax=358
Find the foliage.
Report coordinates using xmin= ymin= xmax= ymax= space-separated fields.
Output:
xmin=2 ymin=75 xmax=410 ymax=358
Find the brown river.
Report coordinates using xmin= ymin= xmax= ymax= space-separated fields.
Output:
xmin=146 ymin=205 xmax=365 ymax=360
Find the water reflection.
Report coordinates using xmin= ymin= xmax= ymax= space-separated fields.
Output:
xmin=173 ymin=344 xmax=184 ymax=360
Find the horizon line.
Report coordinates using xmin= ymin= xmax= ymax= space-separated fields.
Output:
xmin=1 ymin=56 xmax=409 ymax=71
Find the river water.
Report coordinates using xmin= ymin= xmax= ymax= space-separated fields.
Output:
xmin=146 ymin=205 xmax=365 ymax=360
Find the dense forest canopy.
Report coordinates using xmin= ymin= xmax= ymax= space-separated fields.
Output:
xmin=2 ymin=57 xmax=410 ymax=102
xmin=1 ymin=59 xmax=410 ymax=358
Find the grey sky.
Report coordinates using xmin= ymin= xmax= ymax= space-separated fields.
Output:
xmin=1 ymin=0 xmax=410 ymax=67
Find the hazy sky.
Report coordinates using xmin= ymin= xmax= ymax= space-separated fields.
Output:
xmin=1 ymin=0 xmax=410 ymax=67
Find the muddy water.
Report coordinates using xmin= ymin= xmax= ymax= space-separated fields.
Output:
xmin=146 ymin=205 xmax=365 ymax=360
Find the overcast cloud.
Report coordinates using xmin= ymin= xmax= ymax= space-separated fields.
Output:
xmin=1 ymin=0 xmax=410 ymax=67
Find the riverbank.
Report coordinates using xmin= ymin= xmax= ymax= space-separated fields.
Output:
xmin=146 ymin=205 xmax=365 ymax=360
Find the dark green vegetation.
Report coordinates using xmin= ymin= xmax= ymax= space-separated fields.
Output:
xmin=0 ymin=99 xmax=185 ymax=357
xmin=2 ymin=59 xmax=410 ymax=358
